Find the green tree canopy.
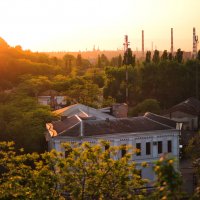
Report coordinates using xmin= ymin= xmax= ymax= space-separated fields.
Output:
xmin=152 ymin=50 xmax=160 ymax=63
xmin=175 ymin=48 xmax=183 ymax=63
xmin=0 ymin=141 xmax=184 ymax=200
xmin=123 ymin=48 xmax=135 ymax=66
xmin=161 ymin=50 xmax=168 ymax=61
xmin=145 ymin=51 xmax=151 ymax=63
xmin=130 ymin=99 xmax=161 ymax=117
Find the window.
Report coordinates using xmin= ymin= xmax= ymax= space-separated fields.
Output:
xmin=146 ymin=142 xmax=151 ymax=155
xmin=158 ymin=141 xmax=162 ymax=154
xmin=136 ymin=143 xmax=141 ymax=156
xmin=168 ymin=140 xmax=172 ymax=153
xmin=121 ymin=144 xmax=126 ymax=157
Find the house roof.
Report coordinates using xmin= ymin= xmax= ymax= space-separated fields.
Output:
xmin=53 ymin=104 xmax=116 ymax=120
xmin=144 ymin=112 xmax=176 ymax=128
xmin=47 ymin=112 xmax=177 ymax=138
xmin=40 ymin=89 xmax=59 ymax=96
xmin=46 ymin=115 xmax=80 ymax=137
xmin=164 ymin=97 xmax=200 ymax=116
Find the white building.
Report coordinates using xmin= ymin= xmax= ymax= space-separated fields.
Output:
xmin=46 ymin=104 xmax=180 ymax=181
xmin=163 ymin=97 xmax=200 ymax=131
xmin=38 ymin=90 xmax=67 ymax=109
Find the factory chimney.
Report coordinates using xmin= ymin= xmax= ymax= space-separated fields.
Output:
xmin=142 ymin=30 xmax=144 ymax=56
xmin=193 ymin=27 xmax=198 ymax=58
xmin=171 ymin=28 xmax=173 ymax=54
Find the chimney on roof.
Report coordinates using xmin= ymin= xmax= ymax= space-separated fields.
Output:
xmin=111 ymin=103 xmax=128 ymax=118
xmin=105 ymin=118 xmax=110 ymax=122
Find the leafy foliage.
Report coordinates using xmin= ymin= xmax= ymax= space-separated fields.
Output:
xmin=0 ymin=94 xmax=56 ymax=153
xmin=0 ymin=141 xmax=184 ymax=200
xmin=0 ymin=141 xmax=64 ymax=200
xmin=61 ymin=141 xmax=147 ymax=199
xmin=130 ymin=99 xmax=161 ymax=116
xmin=150 ymin=156 xmax=182 ymax=200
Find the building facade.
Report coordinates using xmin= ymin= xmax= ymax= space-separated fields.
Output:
xmin=46 ymin=104 xmax=180 ymax=181
xmin=163 ymin=97 xmax=200 ymax=131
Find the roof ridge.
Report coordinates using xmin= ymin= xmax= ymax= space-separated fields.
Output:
xmin=144 ymin=115 xmax=174 ymax=129
xmin=58 ymin=115 xmax=81 ymax=136
xmin=146 ymin=112 xmax=175 ymax=121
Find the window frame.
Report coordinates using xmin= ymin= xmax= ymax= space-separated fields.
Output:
xmin=158 ymin=141 xmax=163 ymax=154
xmin=136 ymin=143 xmax=141 ymax=156
xmin=167 ymin=140 xmax=172 ymax=153
xmin=146 ymin=142 xmax=151 ymax=155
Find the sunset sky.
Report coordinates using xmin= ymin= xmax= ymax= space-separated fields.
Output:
xmin=0 ymin=0 xmax=199 ymax=52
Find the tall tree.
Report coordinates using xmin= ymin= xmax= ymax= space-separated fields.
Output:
xmin=197 ymin=50 xmax=200 ymax=61
xmin=175 ymin=48 xmax=183 ymax=63
xmin=100 ymin=54 xmax=109 ymax=68
xmin=152 ymin=50 xmax=160 ymax=63
xmin=145 ymin=51 xmax=151 ymax=63
xmin=161 ymin=50 xmax=168 ymax=61
xmin=168 ymin=53 xmax=173 ymax=61
xmin=63 ymin=54 xmax=76 ymax=74
xmin=118 ymin=54 xmax=122 ymax=67
xmin=123 ymin=48 xmax=134 ymax=66
xmin=97 ymin=55 xmax=101 ymax=68
xmin=76 ymin=53 xmax=82 ymax=67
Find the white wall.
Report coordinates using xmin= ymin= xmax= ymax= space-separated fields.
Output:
xmin=48 ymin=130 xmax=179 ymax=181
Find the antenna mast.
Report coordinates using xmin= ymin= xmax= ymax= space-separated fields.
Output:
xmin=123 ymin=35 xmax=130 ymax=104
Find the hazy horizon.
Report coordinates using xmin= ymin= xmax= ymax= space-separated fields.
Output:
xmin=0 ymin=0 xmax=199 ymax=52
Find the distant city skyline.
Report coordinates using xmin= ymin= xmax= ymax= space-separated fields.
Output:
xmin=0 ymin=0 xmax=199 ymax=52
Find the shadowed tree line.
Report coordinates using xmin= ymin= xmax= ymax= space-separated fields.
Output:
xmin=1 ymin=38 xmax=200 ymax=152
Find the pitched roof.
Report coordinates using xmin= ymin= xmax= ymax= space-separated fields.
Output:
xmin=53 ymin=104 xmax=116 ymax=120
xmin=144 ymin=112 xmax=176 ymax=128
xmin=164 ymin=97 xmax=200 ymax=116
xmin=47 ymin=112 xmax=177 ymax=138
xmin=47 ymin=115 xmax=80 ymax=137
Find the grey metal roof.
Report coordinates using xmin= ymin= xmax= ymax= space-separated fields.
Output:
xmin=50 ymin=112 xmax=176 ymax=138
xmin=51 ymin=115 xmax=80 ymax=136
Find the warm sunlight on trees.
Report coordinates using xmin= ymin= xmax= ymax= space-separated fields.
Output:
xmin=0 ymin=141 xmax=187 ymax=199
xmin=151 ymin=156 xmax=182 ymax=200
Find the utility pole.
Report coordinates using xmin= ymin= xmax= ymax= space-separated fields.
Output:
xmin=123 ymin=35 xmax=130 ymax=104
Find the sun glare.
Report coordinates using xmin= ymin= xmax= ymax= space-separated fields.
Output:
xmin=0 ymin=0 xmax=199 ymax=51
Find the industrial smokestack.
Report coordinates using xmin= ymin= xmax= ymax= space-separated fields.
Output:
xmin=193 ymin=27 xmax=198 ymax=58
xmin=193 ymin=27 xmax=196 ymax=57
xmin=171 ymin=28 xmax=173 ymax=54
xmin=142 ymin=30 xmax=144 ymax=56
